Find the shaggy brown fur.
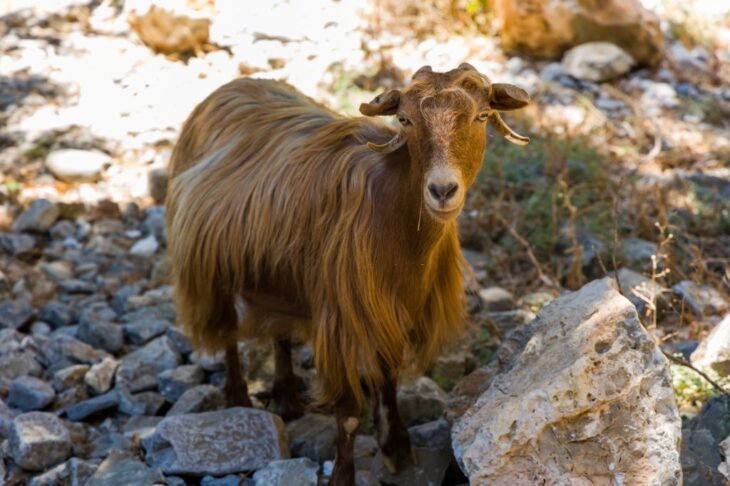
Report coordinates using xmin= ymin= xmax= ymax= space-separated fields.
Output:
xmin=166 ymin=63 xmax=529 ymax=484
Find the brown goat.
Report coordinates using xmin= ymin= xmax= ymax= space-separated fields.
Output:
xmin=166 ymin=63 xmax=529 ymax=485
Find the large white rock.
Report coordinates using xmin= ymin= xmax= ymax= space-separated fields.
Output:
xmin=451 ymin=278 xmax=682 ymax=485
xmin=45 ymin=149 xmax=111 ymax=183
xmin=691 ymin=314 xmax=730 ymax=377
xmin=563 ymin=42 xmax=636 ymax=82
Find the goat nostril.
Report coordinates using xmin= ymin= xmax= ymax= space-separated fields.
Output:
xmin=428 ymin=182 xmax=459 ymax=201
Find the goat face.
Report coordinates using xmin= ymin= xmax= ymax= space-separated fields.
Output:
xmin=360 ymin=63 xmax=530 ymax=222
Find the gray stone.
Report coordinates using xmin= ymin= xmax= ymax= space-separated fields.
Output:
xmin=68 ymin=457 xmax=99 ymax=486
xmin=121 ymin=303 xmax=176 ymax=324
xmin=202 ymin=474 xmax=250 ymax=486
xmin=0 ymin=397 xmax=18 ymax=438
xmin=0 ymin=232 xmax=36 ymax=255
xmin=681 ymin=426 xmax=726 ymax=486
xmin=12 ymin=199 xmax=60 ymax=233
xmin=409 ymin=418 xmax=451 ymax=450
xmin=286 ymin=413 xmax=337 ymax=462
xmin=115 ymin=361 xmax=159 ymax=393
xmin=252 ymin=458 xmax=318 ymax=486
xmin=0 ymin=299 xmax=37 ymax=330
xmin=166 ymin=327 xmax=193 ymax=355
xmin=691 ymin=314 xmax=730 ymax=377
xmin=85 ymin=451 xmax=164 ymax=486
xmin=619 ymin=237 xmax=658 ymax=270
xmin=58 ymin=279 xmax=97 ymax=294
xmin=477 ymin=287 xmax=515 ymax=311
xmin=0 ymin=352 xmax=43 ymax=393
xmin=123 ymin=318 xmax=170 ymax=345
xmin=371 ymin=446 xmax=452 ymax=486
xmin=397 ymin=377 xmax=448 ymax=426
xmin=29 ymin=321 xmax=51 ymax=336
xmin=130 ymin=235 xmax=159 ymax=258
xmin=518 ymin=291 xmax=555 ymax=313
xmin=452 ymin=278 xmax=681 ymax=485
xmin=118 ymin=390 xmax=166 ymax=416
xmin=0 ymin=328 xmax=23 ymax=354
xmin=9 ymin=412 xmax=71 ymax=471
xmin=46 ymin=149 xmax=110 ymax=183
xmin=144 ymin=407 xmax=289 ymax=475
xmin=84 ymin=357 xmax=119 ymax=395
xmin=563 ymin=42 xmax=636 ymax=82
xmin=53 ymin=364 xmax=90 ymax=391
xmin=65 ymin=390 xmax=119 ymax=421
xmin=483 ymin=309 xmax=536 ymax=333
xmin=166 ymin=384 xmax=224 ymax=416
xmin=41 ymin=302 xmax=74 ymax=328
xmin=49 ymin=220 xmax=76 ymax=240
xmin=78 ymin=318 xmax=124 ymax=354
xmin=122 ymin=335 xmax=182 ymax=374
xmin=143 ymin=206 xmax=167 ymax=246
xmin=158 ymin=364 xmax=205 ymax=402
xmin=35 ymin=334 xmax=111 ymax=367
xmin=39 ymin=260 xmax=74 ymax=281
xmin=122 ymin=415 xmax=162 ymax=442
xmin=615 ymin=267 xmax=670 ymax=314
xmin=355 ymin=470 xmax=380 ymax=486
xmin=431 ymin=352 xmax=477 ymax=390
xmin=8 ymin=376 xmax=56 ymax=412
xmin=673 ymin=281 xmax=728 ymax=317
xmin=148 ymin=167 xmax=169 ymax=204
xmin=28 ymin=461 xmax=68 ymax=486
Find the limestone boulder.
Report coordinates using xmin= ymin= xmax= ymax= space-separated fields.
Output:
xmin=493 ymin=0 xmax=663 ymax=65
xmin=451 ymin=278 xmax=682 ymax=485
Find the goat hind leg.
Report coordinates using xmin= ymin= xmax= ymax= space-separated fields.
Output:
xmin=270 ymin=337 xmax=305 ymax=420
xmin=329 ymin=393 xmax=361 ymax=486
xmin=224 ymin=345 xmax=253 ymax=407
xmin=374 ymin=370 xmax=413 ymax=474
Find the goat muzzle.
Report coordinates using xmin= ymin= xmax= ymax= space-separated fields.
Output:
xmin=366 ymin=130 xmax=407 ymax=154
xmin=488 ymin=112 xmax=529 ymax=146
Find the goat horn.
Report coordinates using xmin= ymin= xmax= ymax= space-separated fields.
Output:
xmin=488 ymin=112 xmax=530 ymax=146
xmin=412 ymin=65 xmax=433 ymax=80
xmin=366 ymin=130 xmax=407 ymax=154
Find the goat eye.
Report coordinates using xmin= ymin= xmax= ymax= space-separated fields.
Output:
xmin=398 ymin=116 xmax=411 ymax=126
xmin=477 ymin=112 xmax=490 ymax=122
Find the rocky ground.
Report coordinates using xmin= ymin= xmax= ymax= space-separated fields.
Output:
xmin=0 ymin=0 xmax=729 ymax=485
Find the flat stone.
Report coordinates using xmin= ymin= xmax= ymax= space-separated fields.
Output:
xmin=12 ymin=199 xmax=60 ymax=233
xmin=123 ymin=318 xmax=170 ymax=345
xmin=158 ymin=365 xmax=205 ymax=402
xmin=0 ymin=299 xmax=38 ymax=330
xmin=286 ymin=413 xmax=337 ymax=462
xmin=115 ymin=362 xmax=159 ymax=393
xmin=58 ymin=279 xmax=97 ymax=294
xmin=122 ymin=335 xmax=182 ymax=376
xmin=563 ymin=42 xmax=636 ymax=81
xmin=65 ymin=390 xmax=119 ymax=421
xmin=34 ymin=334 xmax=111 ymax=367
xmin=118 ymin=390 xmax=167 ymax=416
xmin=166 ymin=384 xmax=224 ymax=416
xmin=78 ymin=319 xmax=124 ymax=354
xmin=85 ymin=451 xmax=164 ymax=486
xmin=673 ymin=281 xmax=728 ymax=317
xmin=144 ymin=407 xmax=289 ymax=475
xmin=691 ymin=314 xmax=730 ymax=377
xmin=252 ymin=458 xmax=318 ymax=486
xmin=0 ymin=232 xmax=37 ymax=255
xmin=477 ymin=287 xmax=515 ymax=311
xmin=84 ymin=358 xmax=120 ymax=395
xmin=397 ymin=377 xmax=448 ymax=426
xmin=8 ymin=376 xmax=56 ymax=412
xmin=9 ymin=412 xmax=71 ymax=471
xmin=45 ymin=149 xmax=110 ymax=183
xmin=129 ymin=235 xmax=159 ymax=258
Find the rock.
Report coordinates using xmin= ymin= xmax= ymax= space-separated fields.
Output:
xmin=0 ymin=397 xmax=18 ymax=437
xmin=672 ymin=281 xmax=729 ymax=317
xmin=121 ymin=335 xmax=182 ymax=375
xmin=681 ymin=426 xmax=726 ymax=486
xmin=519 ymin=291 xmax=555 ymax=313
xmin=0 ymin=299 xmax=37 ymax=330
xmin=614 ymin=268 xmax=669 ymax=314
xmin=9 ymin=412 xmax=71 ymax=471
xmin=148 ymin=167 xmax=169 ymax=204
xmin=123 ymin=318 xmax=170 ymax=345
xmin=41 ymin=302 xmax=75 ymax=329
xmin=129 ymin=235 xmax=159 ymax=258
xmin=0 ymin=232 xmax=36 ymax=255
xmin=691 ymin=314 xmax=730 ymax=376
xmin=39 ymin=261 xmax=74 ymax=281
xmin=0 ymin=352 xmax=43 ymax=393
xmin=355 ymin=470 xmax=380 ymax=486
xmin=68 ymin=457 xmax=99 ymax=486
xmin=618 ymin=237 xmax=658 ymax=270
xmin=53 ymin=364 xmax=90 ymax=391
xmin=129 ymin=6 xmax=210 ymax=55
xmin=562 ymin=42 xmax=636 ymax=81
xmin=493 ymin=0 xmax=663 ymax=65
xmin=166 ymin=327 xmax=193 ymax=355
xmin=118 ymin=390 xmax=167 ymax=416
xmin=482 ymin=309 xmax=536 ymax=334
xmin=8 ymin=376 xmax=56 ymax=412
xmin=28 ymin=461 xmax=68 ymax=486
xmin=720 ymin=436 xmax=730 ymax=482
xmin=398 ymin=377 xmax=448 ymax=426
xmin=84 ymin=357 xmax=120 ymax=395
xmin=12 ymin=199 xmax=60 ymax=233
xmin=35 ymin=334 xmax=111 ymax=367
xmin=78 ymin=318 xmax=124 ymax=354
xmin=65 ymin=390 xmax=119 ymax=421
xmin=45 ymin=149 xmax=110 ymax=183
xmin=286 ymin=413 xmax=337 ymax=462
xmin=49 ymin=220 xmax=76 ymax=240
xmin=158 ymin=365 xmax=205 ymax=402
xmin=86 ymin=451 xmax=164 ymax=486
xmin=431 ymin=351 xmax=477 ymax=391
xmin=409 ymin=418 xmax=451 ymax=450
xmin=144 ymin=407 xmax=289 ymax=475
xmin=371 ymin=446 xmax=452 ymax=486
xmin=58 ymin=279 xmax=97 ymax=294
xmin=353 ymin=434 xmax=379 ymax=470
xmin=30 ymin=321 xmax=51 ymax=336
xmin=252 ymin=458 xmax=318 ymax=486
xmin=451 ymin=278 xmax=681 ymax=485
xmin=202 ymin=474 xmax=250 ymax=486
xmin=166 ymin=384 xmax=224 ymax=416
xmin=477 ymin=287 xmax=515 ymax=311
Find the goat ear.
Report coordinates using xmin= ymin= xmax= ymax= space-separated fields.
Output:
xmin=359 ymin=90 xmax=401 ymax=117
xmin=490 ymin=83 xmax=530 ymax=111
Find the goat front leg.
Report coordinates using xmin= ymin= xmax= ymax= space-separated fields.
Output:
xmin=329 ymin=393 xmax=362 ymax=486
xmin=270 ymin=337 xmax=305 ymax=421
xmin=224 ymin=345 xmax=253 ymax=407
xmin=374 ymin=369 xmax=413 ymax=474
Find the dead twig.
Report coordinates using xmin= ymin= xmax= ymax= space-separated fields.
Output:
xmin=662 ymin=350 xmax=730 ymax=397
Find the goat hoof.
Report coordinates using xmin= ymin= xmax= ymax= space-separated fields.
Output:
xmin=383 ymin=455 xmax=399 ymax=474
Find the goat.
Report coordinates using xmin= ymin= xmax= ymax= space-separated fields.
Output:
xmin=165 ymin=63 xmax=530 ymax=485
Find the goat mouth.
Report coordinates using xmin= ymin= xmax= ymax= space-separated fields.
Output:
xmin=425 ymin=204 xmax=462 ymax=222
